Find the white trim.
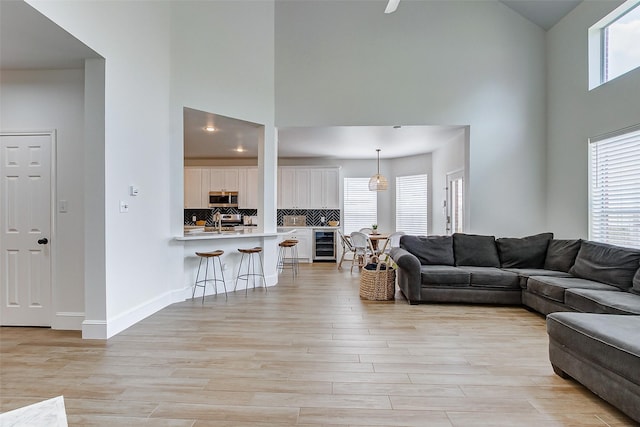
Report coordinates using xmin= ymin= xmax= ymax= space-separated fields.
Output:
xmin=82 ymin=320 xmax=107 ymax=340
xmin=52 ymin=312 xmax=84 ymax=330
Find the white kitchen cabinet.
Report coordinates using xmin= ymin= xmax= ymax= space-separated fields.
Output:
xmin=238 ymin=167 xmax=258 ymax=209
xmin=309 ymin=168 xmax=340 ymax=209
xmin=209 ymin=168 xmax=239 ymax=192
xmin=279 ymin=228 xmax=312 ymax=262
xmin=184 ymin=167 xmax=209 ymax=208
xmin=278 ymin=168 xmax=310 ymax=209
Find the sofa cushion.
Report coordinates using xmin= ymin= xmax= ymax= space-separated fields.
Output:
xmin=496 ymin=233 xmax=553 ymax=269
xmin=502 ymin=268 xmax=573 ymax=289
xmin=544 ymin=239 xmax=582 ymax=272
xmin=527 ymin=276 xmax=620 ymax=304
xmin=458 ymin=266 xmax=520 ymax=289
xmin=547 ymin=313 xmax=640 ymax=386
xmin=632 ymin=268 xmax=640 ymax=296
xmin=569 ymin=241 xmax=640 ymax=290
xmin=453 ymin=233 xmax=500 ymax=267
xmin=565 ymin=288 xmax=640 ymax=315
xmin=400 ymin=235 xmax=454 ymax=266
xmin=420 ymin=265 xmax=470 ymax=287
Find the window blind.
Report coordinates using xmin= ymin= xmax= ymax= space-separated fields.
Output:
xmin=589 ymin=127 xmax=640 ymax=249
xmin=396 ymin=174 xmax=428 ymax=235
xmin=343 ymin=177 xmax=377 ymax=235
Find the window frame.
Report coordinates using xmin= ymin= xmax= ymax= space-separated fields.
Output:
xmin=589 ymin=0 xmax=640 ymax=90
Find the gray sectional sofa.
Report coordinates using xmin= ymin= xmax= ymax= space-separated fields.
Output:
xmin=389 ymin=233 xmax=640 ymax=422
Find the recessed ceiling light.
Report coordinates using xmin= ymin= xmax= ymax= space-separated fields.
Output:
xmin=204 ymin=126 xmax=216 ymax=132
xmin=234 ymin=147 xmax=246 ymax=153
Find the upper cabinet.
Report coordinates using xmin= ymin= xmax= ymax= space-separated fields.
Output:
xmin=278 ymin=168 xmax=310 ymax=209
xmin=279 ymin=167 xmax=339 ymax=210
xmin=309 ymin=168 xmax=340 ymax=209
xmin=185 ymin=167 xmax=255 ymax=209
xmin=209 ymin=168 xmax=239 ymax=192
xmin=238 ymin=167 xmax=259 ymax=209
xmin=184 ymin=167 xmax=209 ymax=208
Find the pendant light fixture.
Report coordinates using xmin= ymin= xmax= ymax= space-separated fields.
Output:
xmin=369 ymin=148 xmax=388 ymax=191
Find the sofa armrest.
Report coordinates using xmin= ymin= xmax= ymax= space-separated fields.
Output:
xmin=390 ymin=248 xmax=422 ymax=304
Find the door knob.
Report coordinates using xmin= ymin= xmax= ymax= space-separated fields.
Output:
xmin=37 ymin=238 xmax=48 ymax=245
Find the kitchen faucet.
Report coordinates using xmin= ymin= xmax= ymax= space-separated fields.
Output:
xmin=213 ymin=212 xmax=222 ymax=232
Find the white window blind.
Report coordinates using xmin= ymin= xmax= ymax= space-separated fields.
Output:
xmin=396 ymin=174 xmax=428 ymax=235
xmin=343 ymin=177 xmax=377 ymax=235
xmin=589 ymin=126 xmax=640 ymax=249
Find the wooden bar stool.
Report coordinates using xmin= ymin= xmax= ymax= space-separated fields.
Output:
xmin=277 ymin=239 xmax=299 ymax=278
xmin=235 ymin=247 xmax=267 ymax=295
xmin=193 ymin=250 xmax=227 ymax=303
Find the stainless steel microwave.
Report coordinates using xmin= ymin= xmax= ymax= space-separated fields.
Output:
xmin=209 ymin=191 xmax=238 ymax=208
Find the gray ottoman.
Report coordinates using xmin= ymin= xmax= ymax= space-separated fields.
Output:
xmin=547 ymin=312 xmax=640 ymax=423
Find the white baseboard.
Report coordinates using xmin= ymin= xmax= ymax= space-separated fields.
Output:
xmin=82 ymin=276 xmax=279 ymax=340
xmin=52 ymin=312 xmax=84 ymax=331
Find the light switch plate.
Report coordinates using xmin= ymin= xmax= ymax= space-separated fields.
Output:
xmin=59 ymin=200 xmax=68 ymax=213
xmin=119 ymin=201 xmax=129 ymax=213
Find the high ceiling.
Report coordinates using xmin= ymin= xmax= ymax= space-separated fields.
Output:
xmin=2 ymin=0 xmax=583 ymax=159
xmin=0 ymin=0 xmax=100 ymax=69
xmin=500 ymin=0 xmax=582 ymax=30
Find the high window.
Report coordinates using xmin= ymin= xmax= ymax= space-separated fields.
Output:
xmin=343 ymin=177 xmax=377 ymax=235
xmin=396 ymin=174 xmax=428 ymax=235
xmin=589 ymin=125 xmax=640 ymax=249
xmin=589 ymin=0 xmax=640 ymax=89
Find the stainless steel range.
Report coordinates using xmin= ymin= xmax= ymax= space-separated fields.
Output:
xmin=219 ymin=213 xmax=243 ymax=231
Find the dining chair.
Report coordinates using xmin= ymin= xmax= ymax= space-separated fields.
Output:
xmin=359 ymin=227 xmax=374 ymax=234
xmin=349 ymin=231 xmax=376 ymax=273
xmin=337 ymin=231 xmax=355 ymax=270
xmin=379 ymin=231 xmax=405 ymax=260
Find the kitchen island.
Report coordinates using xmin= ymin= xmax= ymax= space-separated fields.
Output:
xmin=175 ymin=228 xmax=295 ymax=299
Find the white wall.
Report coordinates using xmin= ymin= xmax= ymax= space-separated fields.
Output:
xmin=170 ymin=0 xmax=276 ymax=231
xmin=431 ymin=130 xmax=467 ymax=235
xmin=546 ymin=0 xmax=640 ymax=238
xmin=28 ymin=0 xmax=175 ymax=338
xmin=275 ymin=0 xmax=548 ymax=236
xmin=26 ymin=0 xmax=278 ymax=337
xmin=0 ymin=69 xmax=86 ymax=329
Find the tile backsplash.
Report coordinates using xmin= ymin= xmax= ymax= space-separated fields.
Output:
xmin=184 ymin=208 xmax=257 ymax=225
xmin=277 ymin=209 xmax=340 ymax=227
xmin=184 ymin=208 xmax=341 ymax=227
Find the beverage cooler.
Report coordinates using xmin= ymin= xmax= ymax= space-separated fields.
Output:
xmin=312 ymin=229 xmax=337 ymax=261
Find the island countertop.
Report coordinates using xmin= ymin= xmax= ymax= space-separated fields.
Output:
xmin=175 ymin=228 xmax=294 ymax=241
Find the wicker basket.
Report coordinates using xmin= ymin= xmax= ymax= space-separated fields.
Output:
xmin=359 ymin=256 xmax=396 ymax=301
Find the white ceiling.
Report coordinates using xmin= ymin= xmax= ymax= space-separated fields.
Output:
xmin=2 ymin=0 xmax=582 ymax=159
xmin=500 ymin=0 xmax=582 ymax=30
xmin=0 ymin=0 xmax=100 ymax=69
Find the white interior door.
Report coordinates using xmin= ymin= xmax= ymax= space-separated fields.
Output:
xmin=446 ymin=170 xmax=464 ymax=235
xmin=0 ymin=132 xmax=53 ymax=326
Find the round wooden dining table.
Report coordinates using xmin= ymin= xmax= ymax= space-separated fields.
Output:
xmin=368 ymin=233 xmax=389 ymax=251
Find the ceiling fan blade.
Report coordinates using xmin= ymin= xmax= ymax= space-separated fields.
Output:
xmin=385 ymin=0 xmax=400 ymax=13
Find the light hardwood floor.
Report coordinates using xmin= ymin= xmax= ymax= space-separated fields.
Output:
xmin=1 ymin=263 xmax=636 ymax=426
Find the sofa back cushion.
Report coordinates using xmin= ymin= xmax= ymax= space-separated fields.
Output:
xmin=544 ymin=239 xmax=582 ymax=272
xmin=569 ymin=240 xmax=640 ymax=290
xmin=400 ymin=235 xmax=454 ymax=266
xmin=496 ymin=233 xmax=553 ymax=268
xmin=453 ymin=233 xmax=500 ymax=267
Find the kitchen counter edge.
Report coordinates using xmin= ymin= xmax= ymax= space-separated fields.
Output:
xmin=175 ymin=229 xmax=295 ymax=241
